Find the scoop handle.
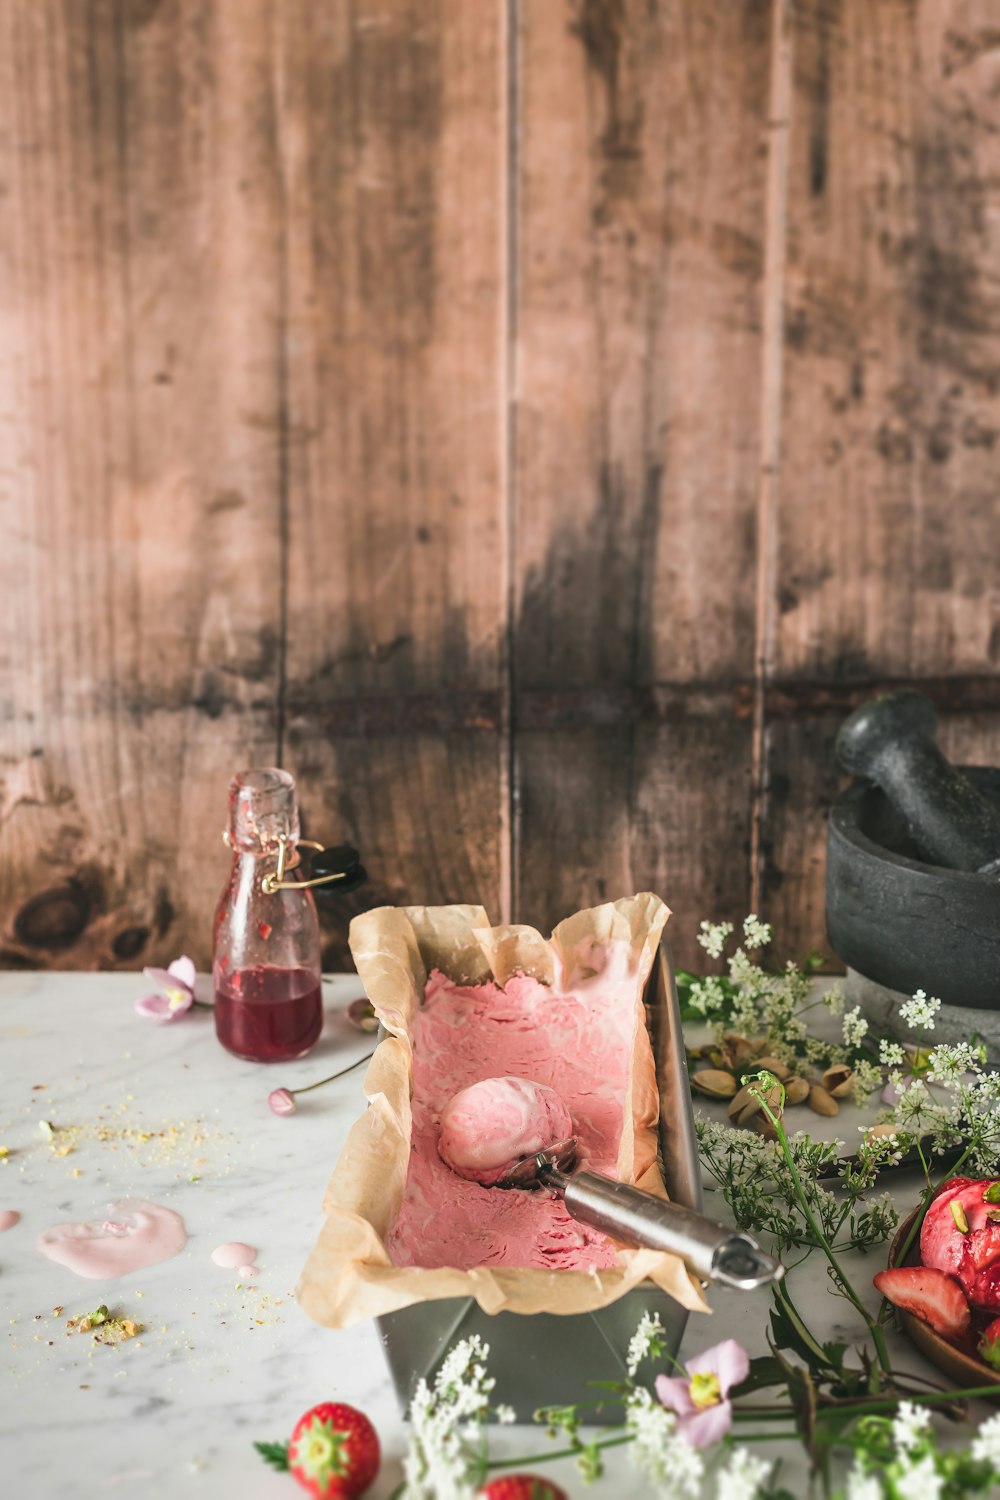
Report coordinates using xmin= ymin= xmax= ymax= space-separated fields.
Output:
xmin=553 ymin=1169 xmax=783 ymax=1289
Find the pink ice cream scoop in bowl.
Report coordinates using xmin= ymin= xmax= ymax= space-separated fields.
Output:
xmin=437 ymin=1076 xmax=785 ymax=1291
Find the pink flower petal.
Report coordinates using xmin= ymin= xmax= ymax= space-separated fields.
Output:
xmin=678 ymin=1400 xmax=733 ymax=1450
xmin=142 ymin=967 xmax=178 ymax=992
xmin=654 ymin=1374 xmax=697 ymax=1418
xmin=685 ymin=1339 xmax=750 ymax=1396
xmin=268 ymin=1089 xmax=296 ymax=1116
xmin=135 ymin=993 xmax=174 ymax=1021
xmin=167 ymin=955 xmax=197 ymax=992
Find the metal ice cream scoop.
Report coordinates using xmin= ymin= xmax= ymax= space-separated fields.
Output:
xmin=498 ymin=1138 xmax=784 ymax=1290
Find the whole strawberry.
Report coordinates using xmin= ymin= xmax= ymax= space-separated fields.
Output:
xmin=477 ymin=1477 xmax=568 ymax=1500
xmin=255 ymin=1402 xmax=380 ymax=1499
xmin=920 ymin=1177 xmax=1000 ymax=1311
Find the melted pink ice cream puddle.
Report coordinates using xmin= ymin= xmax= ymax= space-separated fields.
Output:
xmin=0 ymin=1210 xmax=21 ymax=1232
xmin=211 ymin=1241 xmax=257 ymax=1270
xmin=37 ymin=1199 xmax=187 ymax=1280
xmin=389 ymin=940 xmax=645 ymax=1273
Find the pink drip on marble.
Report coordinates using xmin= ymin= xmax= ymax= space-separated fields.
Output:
xmin=211 ymin=1241 xmax=257 ymax=1271
xmin=37 ymin=1199 xmax=187 ymax=1280
xmin=0 ymin=1210 xmax=20 ymax=1232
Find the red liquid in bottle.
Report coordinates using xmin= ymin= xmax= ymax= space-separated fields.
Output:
xmin=214 ymin=965 xmax=323 ymax=1063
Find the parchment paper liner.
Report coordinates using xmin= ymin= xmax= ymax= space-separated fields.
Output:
xmin=297 ymin=893 xmax=709 ymax=1327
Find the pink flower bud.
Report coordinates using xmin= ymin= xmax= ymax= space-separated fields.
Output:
xmin=268 ymin=1088 xmax=296 ymax=1116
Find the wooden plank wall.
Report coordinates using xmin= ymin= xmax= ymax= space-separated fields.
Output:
xmin=1 ymin=0 xmax=997 ymax=975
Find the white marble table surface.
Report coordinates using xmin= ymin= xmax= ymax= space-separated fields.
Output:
xmin=0 ymin=972 xmax=984 ymax=1499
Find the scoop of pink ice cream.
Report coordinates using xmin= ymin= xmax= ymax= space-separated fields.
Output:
xmin=920 ymin=1176 xmax=1000 ymax=1311
xmin=437 ymin=1076 xmax=574 ymax=1186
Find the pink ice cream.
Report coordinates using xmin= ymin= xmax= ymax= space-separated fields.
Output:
xmin=921 ymin=1177 xmax=1000 ymax=1311
xmin=438 ymin=1076 xmax=573 ymax=1186
xmin=388 ymin=940 xmax=648 ymax=1273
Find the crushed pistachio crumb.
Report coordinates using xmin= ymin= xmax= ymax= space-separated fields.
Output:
xmin=951 ymin=1200 xmax=970 ymax=1233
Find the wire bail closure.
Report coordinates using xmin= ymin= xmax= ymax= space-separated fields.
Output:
xmin=221 ymin=830 xmax=356 ymax=896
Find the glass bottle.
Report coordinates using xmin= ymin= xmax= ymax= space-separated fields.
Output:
xmin=213 ymin=767 xmax=323 ymax=1062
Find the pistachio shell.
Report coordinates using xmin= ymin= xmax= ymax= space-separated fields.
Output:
xmin=752 ymin=1055 xmax=792 ymax=1081
xmin=691 ymin=1069 xmax=739 ymax=1099
xmin=807 ymin=1084 xmax=839 ymax=1117
xmin=821 ymin=1064 xmax=854 ymax=1099
xmin=750 ymin=1107 xmax=782 ymax=1141
xmin=731 ymin=1084 xmax=783 ymax=1129
xmin=723 ymin=1035 xmax=759 ymax=1067
xmin=783 ymin=1075 xmax=810 ymax=1106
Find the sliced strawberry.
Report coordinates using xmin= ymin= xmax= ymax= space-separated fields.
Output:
xmin=874 ymin=1265 xmax=970 ymax=1341
xmin=979 ymin=1315 xmax=1000 ymax=1372
xmin=477 ymin=1477 xmax=569 ymax=1500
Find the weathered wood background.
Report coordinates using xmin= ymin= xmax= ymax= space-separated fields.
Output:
xmin=1 ymin=0 xmax=998 ymax=974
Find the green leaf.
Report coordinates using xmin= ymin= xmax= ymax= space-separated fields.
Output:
xmin=820 ymin=1341 xmax=849 ymax=1375
xmin=733 ymin=1355 xmax=787 ymax=1395
xmin=253 ymin=1440 xmax=289 ymax=1472
xmin=770 ymin=1285 xmax=832 ymax=1376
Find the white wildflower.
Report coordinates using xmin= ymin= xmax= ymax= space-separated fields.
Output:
xmin=698 ymin=920 xmax=734 ymax=959
xmin=852 ymin=1059 xmax=883 ymax=1103
xmin=879 ymin=1039 xmax=905 ymax=1066
xmin=844 ymin=1464 xmax=884 ymax=1500
xmin=714 ymin=1446 xmax=772 ymax=1499
xmin=494 ymin=1405 xmax=515 ymax=1425
xmin=689 ymin=976 xmax=727 ymax=1015
xmin=742 ymin=914 xmax=772 ymax=950
xmin=971 ymin=1410 xmax=1000 ymax=1467
xmin=822 ymin=986 xmax=845 ymax=1016
xmin=842 ymin=1006 xmax=869 ymax=1046
xmin=402 ymin=1336 xmax=494 ymax=1500
xmin=727 ymin=948 xmax=758 ymax=988
xmin=926 ymin=1041 xmax=987 ymax=1085
xmin=891 ymin=1400 xmax=930 ymax=1455
xmin=897 ymin=1453 xmax=942 ymax=1498
xmin=625 ymin=1388 xmax=703 ymax=1499
xmin=626 ymin=1310 xmax=666 ymax=1378
xmin=899 ymin=989 xmax=942 ymax=1031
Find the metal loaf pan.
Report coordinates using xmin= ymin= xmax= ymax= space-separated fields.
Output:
xmin=375 ymin=942 xmax=703 ymax=1422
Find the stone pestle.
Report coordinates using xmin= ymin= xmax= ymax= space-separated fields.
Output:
xmin=835 ymin=689 xmax=1000 ymax=874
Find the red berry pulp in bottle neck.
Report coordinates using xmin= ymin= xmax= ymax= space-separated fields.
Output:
xmin=214 ymin=965 xmax=323 ymax=1062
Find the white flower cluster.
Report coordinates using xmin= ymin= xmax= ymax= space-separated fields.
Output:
xmin=626 ymin=1310 xmax=666 ymax=1378
xmin=822 ymin=985 xmax=845 ymax=1016
xmin=715 ymin=1447 xmax=773 ymax=1499
xmin=926 ymin=1040 xmax=987 ymax=1085
xmin=698 ymin=920 xmax=734 ymax=959
xmin=879 ymin=1038 xmax=905 ymax=1066
xmin=688 ymin=975 xmax=728 ymax=1016
xmin=971 ymin=1411 xmax=1000 ymax=1467
xmin=625 ymin=1389 xmax=703 ymax=1498
xmin=403 ymin=1336 xmax=495 ymax=1500
xmin=898 ymin=988 xmax=942 ymax=1030
xmin=892 ymin=1400 xmax=931 ymax=1455
xmin=838 ymin=1401 xmax=1000 ymax=1499
xmin=842 ymin=1006 xmax=869 ymax=1046
xmin=742 ymin=914 xmax=772 ymax=951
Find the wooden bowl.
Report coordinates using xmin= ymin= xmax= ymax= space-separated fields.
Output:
xmin=887 ymin=1209 xmax=1000 ymax=1400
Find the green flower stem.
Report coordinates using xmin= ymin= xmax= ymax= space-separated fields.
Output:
xmin=291 ymin=1051 xmax=375 ymax=1096
xmin=485 ymin=1434 xmax=633 ymax=1470
xmin=755 ymin=1086 xmax=894 ymax=1376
